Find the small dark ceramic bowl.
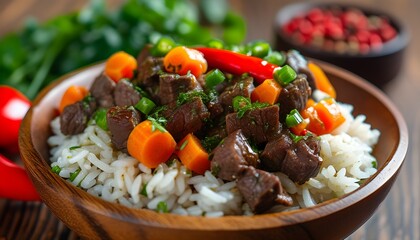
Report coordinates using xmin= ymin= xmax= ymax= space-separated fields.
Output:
xmin=274 ymin=2 xmax=409 ymax=87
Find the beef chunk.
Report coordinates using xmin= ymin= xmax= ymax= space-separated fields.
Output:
xmin=282 ymin=138 xmax=322 ymax=184
xmin=210 ymin=130 xmax=259 ymax=181
xmin=114 ymin=79 xmax=141 ymax=107
xmin=60 ymin=98 xmax=97 ymax=135
xmin=260 ymin=132 xmax=293 ymax=171
xmin=159 ymin=73 xmax=202 ymax=105
xmin=237 ymin=167 xmax=293 ymax=213
xmin=106 ymin=106 xmax=141 ymax=152
xmin=90 ymin=73 xmax=115 ymax=108
xmin=165 ymin=97 xmax=210 ymax=141
xmin=136 ymin=56 xmax=164 ymax=87
xmin=219 ymin=77 xmax=255 ymax=112
xmin=286 ymin=50 xmax=316 ymax=91
xmin=226 ymin=105 xmax=281 ymax=145
xmin=278 ymin=75 xmax=311 ymax=120
xmin=261 ymin=131 xmax=322 ymax=184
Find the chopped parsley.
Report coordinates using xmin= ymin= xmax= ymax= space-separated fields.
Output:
xmin=140 ymin=183 xmax=148 ymax=197
xmin=147 ymin=116 xmax=167 ymax=132
xmin=179 ymin=140 xmax=189 ymax=151
xmin=69 ymin=145 xmax=81 ymax=150
xmin=372 ymin=161 xmax=377 ymax=169
xmin=201 ymin=135 xmax=222 ymax=152
xmin=232 ymin=96 xmax=269 ymax=118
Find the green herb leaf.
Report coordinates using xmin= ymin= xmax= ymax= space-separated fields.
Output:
xmin=147 ymin=116 xmax=167 ymax=132
xmin=69 ymin=145 xmax=81 ymax=150
xmin=141 ymin=183 xmax=148 ymax=197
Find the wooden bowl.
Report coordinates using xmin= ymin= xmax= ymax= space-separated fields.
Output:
xmin=19 ymin=62 xmax=408 ymax=240
xmin=274 ymin=2 xmax=409 ymax=88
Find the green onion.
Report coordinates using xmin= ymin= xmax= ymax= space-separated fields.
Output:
xmin=206 ymin=38 xmax=224 ymax=49
xmin=264 ymin=51 xmax=286 ymax=66
xmin=94 ymin=108 xmax=108 ymax=131
xmin=51 ymin=165 xmax=62 ymax=174
xmin=69 ymin=168 xmax=81 ymax=182
xmin=273 ymin=65 xmax=297 ymax=86
xmin=232 ymin=96 xmax=251 ymax=112
xmin=286 ymin=109 xmax=303 ymax=128
xmin=249 ymin=41 xmax=271 ymax=58
xmin=135 ymin=97 xmax=156 ymax=115
xmin=69 ymin=145 xmax=81 ymax=150
xmin=156 ymin=201 xmax=169 ymax=213
xmin=151 ymin=37 xmax=176 ymax=57
xmin=205 ymin=69 xmax=226 ymax=89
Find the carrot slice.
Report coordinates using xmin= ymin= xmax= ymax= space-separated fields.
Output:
xmin=308 ymin=62 xmax=336 ymax=98
xmin=251 ymin=79 xmax=282 ymax=104
xmin=105 ymin=51 xmax=137 ymax=82
xmin=176 ymin=133 xmax=210 ymax=174
xmin=127 ymin=120 xmax=176 ymax=169
xmin=58 ymin=85 xmax=88 ymax=113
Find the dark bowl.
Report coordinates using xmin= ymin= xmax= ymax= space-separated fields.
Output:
xmin=274 ymin=2 xmax=409 ymax=88
xmin=19 ymin=61 xmax=408 ymax=240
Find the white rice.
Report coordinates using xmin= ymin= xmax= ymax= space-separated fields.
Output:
xmin=48 ymin=101 xmax=379 ymax=216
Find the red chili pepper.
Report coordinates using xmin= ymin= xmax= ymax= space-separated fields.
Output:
xmin=195 ymin=47 xmax=278 ymax=84
xmin=0 ymin=153 xmax=40 ymax=201
xmin=0 ymin=86 xmax=31 ymax=153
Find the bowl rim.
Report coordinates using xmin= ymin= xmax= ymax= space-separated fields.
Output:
xmin=274 ymin=2 xmax=410 ymax=58
xmin=20 ymin=61 xmax=408 ymax=231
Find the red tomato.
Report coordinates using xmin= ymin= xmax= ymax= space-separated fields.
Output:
xmin=0 ymin=86 xmax=31 ymax=152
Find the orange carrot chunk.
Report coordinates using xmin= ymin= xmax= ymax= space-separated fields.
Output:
xmin=301 ymin=98 xmax=345 ymax=135
xmin=163 ymin=46 xmax=207 ymax=78
xmin=176 ymin=133 xmax=210 ymax=175
xmin=127 ymin=120 xmax=177 ymax=169
xmin=308 ymin=62 xmax=336 ymax=98
xmin=105 ymin=51 xmax=138 ymax=82
xmin=58 ymin=85 xmax=88 ymax=113
xmin=251 ymin=79 xmax=282 ymax=105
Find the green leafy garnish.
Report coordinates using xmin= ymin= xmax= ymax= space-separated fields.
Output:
xmin=372 ymin=161 xmax=377 ymax=169
xmin=147 ymin=116 xmax=167 ymax=132
xmin=176 ymin=90 xmax=210 ymax=106
xmin=201 ymin=135 xmax=222 ymax=152
xmin=232 ymin=96 xmax=269 ymax=118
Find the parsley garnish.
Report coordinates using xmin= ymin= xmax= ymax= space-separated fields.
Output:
xmin=156 ymin=201 xmax=169 ymax=213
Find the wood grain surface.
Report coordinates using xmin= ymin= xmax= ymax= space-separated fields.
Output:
xmin=1 ymin=0 xmax=419 ymax=239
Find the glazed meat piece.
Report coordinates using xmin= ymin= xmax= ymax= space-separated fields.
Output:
xmin=237 ymin=167 xmax=293 ymax=213
xmin=281 ymin=137 xmax=322 ymax=184
xmin=210 ymin=129 xmax=259 ymax=181
xmin=286 ymin=50 xmax=316 ymax=90
xmin=90 ymin=73 xmax=115 ymax=108
xmin=219 ymin=77 xmax=255 ymax=112
xmin=165 ymin=97 xmax=210 ymax=141
xmin=114 ymin=79 xmax=141 ymax=107
xmin=60 ymin=98 xmax=97 ymax=135
xmin=106 ymin=106 xmax=141 ymax=152
xmin=136 ymin=56 xmax=164 ymax=87
xmin=261 ymin=130 xmax=322 ymax=184
xmin=226 ymin=105 xmax=281 ymax=145
xmin=278 ymin=75 xmax=311 ymax=120
xmin=260 ymin=132 xmax=293 ymax=171
xmin=159 ymin=73 xmax=202 ymax=105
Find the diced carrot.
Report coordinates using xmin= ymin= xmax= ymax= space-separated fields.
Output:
xmin=251 ymin=79 xmax=282 ymax=104
xmin=105 ymin=51 xmax=137 ymax=82
xmin=127 ymin=120 xmax=177 ymax=169
xmin=163 ymin=46 xmax=207 ymax=78
xmin=176 ymin=133 xmax=210 ymax=174
xmin=58 ymin=85 xmax=88 ymax=113
xmin=301 ymin=98 xmax=345 ymax=135
xmin=314 ymin=98 xmax=345 ymax=133
xmin=308 ymin=62 xmax=336 ymax=98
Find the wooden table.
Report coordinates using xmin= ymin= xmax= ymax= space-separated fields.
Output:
xmin=0 ymin=0 xmax=418 ymax=239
